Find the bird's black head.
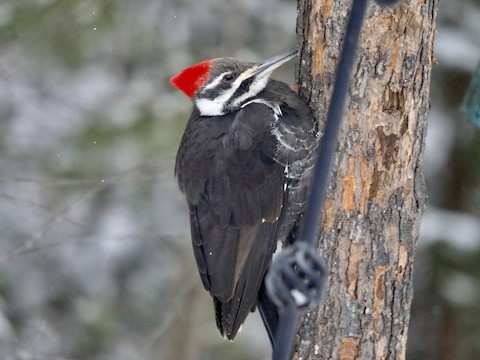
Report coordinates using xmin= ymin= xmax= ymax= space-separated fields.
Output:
xmin=170 ymin=50 xmax=299 ymax=116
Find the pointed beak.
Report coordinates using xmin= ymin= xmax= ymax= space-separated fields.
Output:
xmin=246 ymin=49 xmax=299 ymax=79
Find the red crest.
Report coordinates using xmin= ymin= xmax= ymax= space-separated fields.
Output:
xmin=170 ymin=60 xmax=212 ymax=98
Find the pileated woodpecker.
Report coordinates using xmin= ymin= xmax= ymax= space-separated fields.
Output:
xmin=170 ymin=50 xmax=318 ymax=341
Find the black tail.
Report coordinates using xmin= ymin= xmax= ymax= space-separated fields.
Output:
xmin=257 ymin=279 xmax=279 ymax=347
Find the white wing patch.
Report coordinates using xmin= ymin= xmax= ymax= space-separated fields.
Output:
xmin=272 ymin=124 xmax=297 ymax=152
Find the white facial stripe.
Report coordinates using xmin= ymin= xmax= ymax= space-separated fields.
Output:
xmin=195 ymin=98 xmax=225 ymax=116
xmin=216 ymin=74 xmax=245 ymax=103
xmin=202 ymin=71 xmax=231 ymax=91
xmin=232 ymin=75 xmax=269 ymax=108
xmin=196 ymin=74 xmax=245 ymax=116
xmin=195 ymin=68 xmax=271 ymax=116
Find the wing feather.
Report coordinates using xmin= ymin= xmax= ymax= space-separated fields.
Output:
xmin=176 ymin=102 xmax=289 ymax=339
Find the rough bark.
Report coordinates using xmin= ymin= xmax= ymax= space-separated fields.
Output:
xmin=294 ymin=0 xmax=438 ymax=359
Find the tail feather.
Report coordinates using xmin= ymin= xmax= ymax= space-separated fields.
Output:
xmin=257 ymin=280 xmax=278 ymax=346
xmin=212 ymin=221 xmax=279 ymax=340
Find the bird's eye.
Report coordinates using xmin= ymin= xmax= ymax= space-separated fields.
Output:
xmin=223 ymin=73 xmax=234 ymax=83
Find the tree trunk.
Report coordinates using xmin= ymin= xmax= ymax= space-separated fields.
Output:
xmin=294 ymin=0 xmax=438 ymax=359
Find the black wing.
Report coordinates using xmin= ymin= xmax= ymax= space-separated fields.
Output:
xmin=176 ymin=103 xmax=286 ymax=339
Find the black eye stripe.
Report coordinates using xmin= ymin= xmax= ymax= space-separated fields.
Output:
xmin=201 ymin=88 xmax=217 ymax=99
xmin=198 ymin=70 xmax=254 ymax=103
xmin=227 ymin=77 xmax=255 ymax=105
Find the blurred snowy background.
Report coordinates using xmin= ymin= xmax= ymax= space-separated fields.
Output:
xmin=0 ymin=1 xmax=478 ymax=359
